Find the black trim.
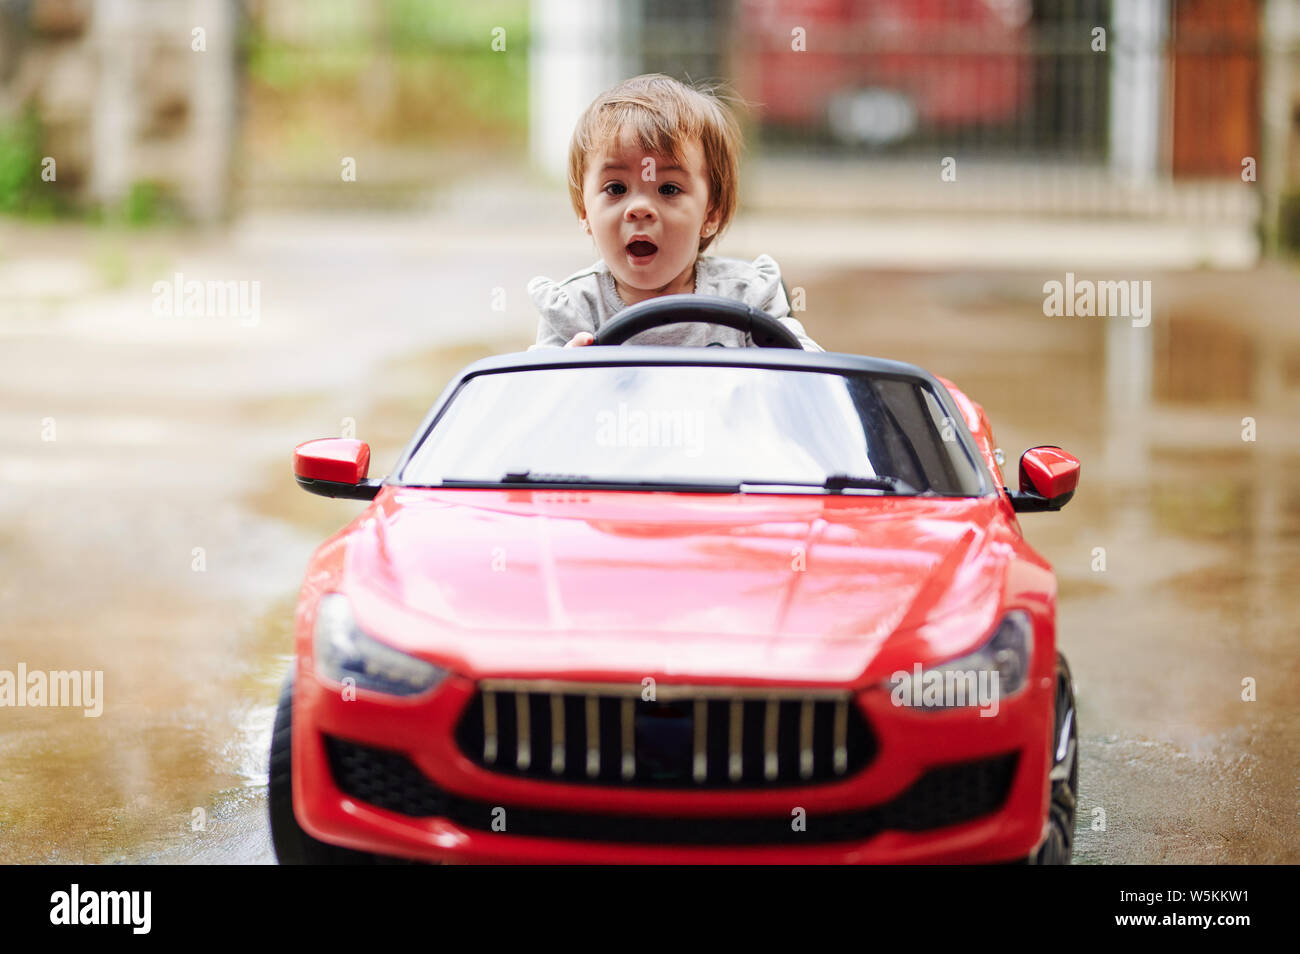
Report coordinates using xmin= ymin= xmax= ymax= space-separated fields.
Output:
xmin=1008 ymin=488 xmax=1075 ymax=512
xmin=295 ymin=476 xmax=383 ymax=500
xmin=323 ymin=736 xmax=1020 ymax=846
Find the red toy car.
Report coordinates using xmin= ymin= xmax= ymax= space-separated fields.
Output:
xmin=268 ymin=296 xmax=1080 ymax=864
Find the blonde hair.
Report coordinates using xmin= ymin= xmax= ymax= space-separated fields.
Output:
xmin=567 ymin=74 xmax=746 ymax=254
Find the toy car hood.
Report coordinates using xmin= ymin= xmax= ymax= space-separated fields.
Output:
xmin=332 ymin=486 xmax=1023 ymax=685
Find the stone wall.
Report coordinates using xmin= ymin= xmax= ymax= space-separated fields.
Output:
xmin=0 ymin=0 xmax=239 ymax=221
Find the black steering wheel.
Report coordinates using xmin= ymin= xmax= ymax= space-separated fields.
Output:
xmin=592 ymin=294 xmax=803 ymax=349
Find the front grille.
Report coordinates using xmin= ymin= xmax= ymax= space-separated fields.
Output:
xmin=453 ymin=681 xmax=876 ymax=788
xmin=324 ymin=734 xmax=1019 ymax=845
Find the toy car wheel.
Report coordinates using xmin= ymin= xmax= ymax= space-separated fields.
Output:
xmin=1023 ymin=652 xmax=1078 ymax=865
xmin=268 ymin=669 xmax=390 ymax=865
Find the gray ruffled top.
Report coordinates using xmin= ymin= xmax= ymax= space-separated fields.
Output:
xmin=526 ymin=253 xmax=822 ymax=351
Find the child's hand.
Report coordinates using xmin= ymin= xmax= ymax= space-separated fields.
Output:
xmin=563 ymin=332 xmax=595 ymax=348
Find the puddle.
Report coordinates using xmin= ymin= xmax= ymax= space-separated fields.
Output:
xmin=810 ymin=266 xmax=1300 ymax=864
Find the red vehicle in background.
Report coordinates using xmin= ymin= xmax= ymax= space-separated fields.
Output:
xmin=269 ymin=297 xmax=1080 ymax=864
xmin=736 ymin=0 xmax=1032 ymax=144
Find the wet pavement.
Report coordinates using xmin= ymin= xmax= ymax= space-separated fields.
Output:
xmin=0 ymin=212 xmax=548 ymax=863
xmin=1 ymin=208 xmax=1297 ymax=863
xmin=819 ymin=267 xmax=1300 ymax=863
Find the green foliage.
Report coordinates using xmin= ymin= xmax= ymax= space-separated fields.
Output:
xmin=123 ymin=181 xmax=162 ymax=225
xmin=245 ymin=0 xmax=530 ymax=145
xmin=0 ymin=110 xmax=52 ymax=216
xmin=389 ymin=0 xmax=531 ymax=46
xmin=1275 ymin=190 xmax=1300 ymax=258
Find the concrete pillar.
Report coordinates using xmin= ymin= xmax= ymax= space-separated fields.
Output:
xmin=187 ymin=0 xmax=237 ymax=222
xmin=1110 ymin=0 xmax=1169 ymax=183
xmin=529 ymin=0 xmax=632 ymax=183
xmin=89 ymin=0 xmax=138 ymax=209
xmin=1260 ymin=0 xmax=1298 ymax=251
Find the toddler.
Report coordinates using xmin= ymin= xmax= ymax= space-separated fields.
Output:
xmin=527 ymin=74 xmax=822 ymax=351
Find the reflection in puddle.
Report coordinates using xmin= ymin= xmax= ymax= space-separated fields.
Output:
xmin=816 ymin=268 xmax=1299 ymax=863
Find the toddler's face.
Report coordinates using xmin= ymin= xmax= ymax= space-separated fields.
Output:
xmin=580 ymin=127 xmax=720 ymax=304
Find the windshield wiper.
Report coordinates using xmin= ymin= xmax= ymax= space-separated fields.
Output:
xmin=736 ymin=474 xmax=923 ymax=495
xmin=501 ymin=469 xmax=591 ymax=484
xmin=433 ymin=470 xmax=920 ymax=495
xmin=821 ymin=473 xmax=921 ymax=495
xmin=436 ymin=470 xmax=742 ymax=492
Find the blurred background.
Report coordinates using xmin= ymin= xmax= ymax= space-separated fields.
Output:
xmin=1 ymin=0 xmax=1296 ymax=863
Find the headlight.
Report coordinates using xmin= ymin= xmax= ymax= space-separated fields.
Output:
xmin=886 ymin=610 xmax=1033 ymax=713
xmin=313 ymin=593 xmax=448 ymax=696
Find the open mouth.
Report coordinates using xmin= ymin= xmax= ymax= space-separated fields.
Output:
xmin=626 ymin=240 xmax=658 ymax=261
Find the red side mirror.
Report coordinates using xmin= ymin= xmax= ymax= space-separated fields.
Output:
xmin=1011 ymin=446 xmax=1079 ymax=512
xmin=294 ymin=439 xmax=380 ymax=499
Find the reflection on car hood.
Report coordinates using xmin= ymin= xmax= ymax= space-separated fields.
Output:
xmin=342 ymin=488 xmax=1013 ymax=683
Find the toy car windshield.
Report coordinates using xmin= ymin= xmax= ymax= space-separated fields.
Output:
xmin=400 ymin=364 xmax=988 ymax=495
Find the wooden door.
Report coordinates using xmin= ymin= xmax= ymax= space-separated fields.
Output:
xmin=1170 ymin=0 xmax=1260 ymax=177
